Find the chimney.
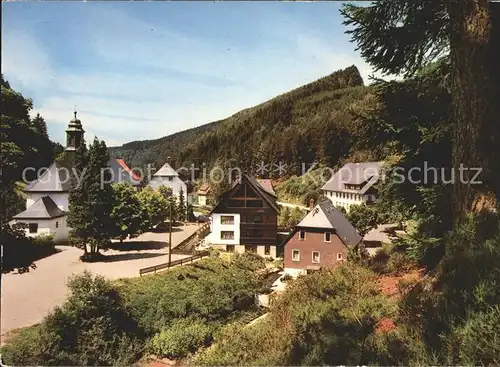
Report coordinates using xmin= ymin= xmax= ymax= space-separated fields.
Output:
xmin=309 ymin=198 xmax=315 ymax=211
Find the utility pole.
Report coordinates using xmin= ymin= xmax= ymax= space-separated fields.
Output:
xmin=168 ymin=201 xmax=172 ymax=266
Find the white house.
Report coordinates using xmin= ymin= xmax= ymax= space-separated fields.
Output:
xmin=13 ymin=196 xmax=69 ymax=243
xmin=196 ymin=183 xmax=211 ymax=206
xmin=11 ymin=111 xmax=141 ymax=243
xmin=148 ymin=162 xmax=187 ymax=203
xmin=204 ymin=175 xmax=279 ymax=258
xmin=321 ymin=161 xmax=384 ymax=212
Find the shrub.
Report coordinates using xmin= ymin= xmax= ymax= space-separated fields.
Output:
xmin=31 ymin=233 xmax=55 ymax=247
xmin=0 ymin=326 xmax=45 ymax=365
xmin=443 ymin=305 xmax=500 ymax=365
xmin=232 ymin=252 xmax=266 ymax=271
xmin=1 ymin=223 xmax=57 ymax=273
xmin=149 ymin=319 xmax=213 ymax=359
xmin=1 ymin=271 xmax=145 ymax=366
xmin=281 ymin=273 xmax=293 ymax=282
xmin=386 ymin=252 xmax=415 ymax=275
xmin=368 ymin=247 xmax=391 ymax=274
xmin=115 ymin=257 xmax=262 ymax=335
xmin=194 ymin=264 xmax=394 ymax=366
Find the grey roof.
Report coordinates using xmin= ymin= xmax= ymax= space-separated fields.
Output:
xmin=13 ymin=196 xmax=66 ymax=220
xmin=321 ymin=161 xmax=384 ymax=195
xmin=24 ymin=162 xmax=73 ymax=192
xmin=297 ymin=200 xmax=362 ymax=248
xmin=153 ymin=163 xmax=179 ymax=177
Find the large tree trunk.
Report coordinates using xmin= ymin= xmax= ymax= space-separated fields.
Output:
xmin=449 ymin=0 xmax=499 ymax=223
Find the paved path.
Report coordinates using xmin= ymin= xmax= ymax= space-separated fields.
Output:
xmin=1 ymin=225 xmax=198 ymax=336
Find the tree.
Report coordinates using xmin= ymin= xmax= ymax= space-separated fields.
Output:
xmin=110 ymin=182 xmax=145 ymax=243
xmin=341 ymin=0 xmax=500 ymax=222
xmin=278 ymin=206 xmax=291 ymax=229
xmin=136 ymin=187 xmax=168 ymax=230
xmin=67 ymin=138 xmax=114 ymax=258
xmin=159 ymin=185 xmax=177 ymax=221
xmin=31 ymin=113 xmax=49 ymax=140
xmin=177 ymin=188 xmax=186 ymax=222
xmin=347 ymin=204 xmax=379 ymax=237
xmin=289 ymin=206 xmax=306 ymax=228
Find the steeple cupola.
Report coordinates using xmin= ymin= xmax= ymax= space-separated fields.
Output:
xmin=65 ymin=111 xmax=85 ymax=151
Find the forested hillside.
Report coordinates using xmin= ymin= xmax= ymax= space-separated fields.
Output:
xmin=110 ymin=66 xmax=381 ymax=175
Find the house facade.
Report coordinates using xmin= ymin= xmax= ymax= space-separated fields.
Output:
xmin=148 ymin=162 xmax=187 ymax=203
xmin=12 ymin=112 xmax=140 ymax=243
xmin=321 ymin=161 xmax=384 ymax=212
xmin=206 ymin=175 xmax=279 ymax=258
xmin=283 ymin=200 xmax=362 ymax=277
xmin=197 ymin=184 xmax=210 ymax=206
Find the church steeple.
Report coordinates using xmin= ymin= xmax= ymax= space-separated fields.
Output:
xmin=65 ymin=111 xmax=85 ymax=151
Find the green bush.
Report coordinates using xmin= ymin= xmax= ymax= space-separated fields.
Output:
xmin=232 ymin=252 xmax=266 ymax=271
xmin=368 ymin=246 xmax=391 ymax=274
xmin=0 ymin=326 xmax=45 ymax=365
xmin=443 ymin=305 xmax=500 ymax=365
xmin=194 ymin=264 xmax=394 ymax=366
xmin=386 ymin=252 xmax=415 ymax=275
xmin=115 ymin=257 xmax=263 ymax=335
xmin=149 ymin=319 xmax=213 ymax=359
xmin=1 ymin=271 xmax=144 ymax=366
xmin=1 ymin=223 xmax=57 ymax=273
xmin=31 ymin=233 xmax=55 ymax=247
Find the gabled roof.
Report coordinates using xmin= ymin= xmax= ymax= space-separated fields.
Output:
xmin=256 ymin=179 xmax=276 ymax=196
xmin=24 ymin=162 xmax=72 ymax=192
xmin=244 ymin=175 xmax=279 ymax=212
xmin=13 ymin=196 xmax=66 ymax=220
xmin=211 ymin=174 xmax=279 ymax=214
xmin=297 ymin=200 xmax=362 ymax=248
xmin=153 ymin=163 xmax=179 ymax=177
xmin=109 ymin=158 xmax=142 ymax=186
xmin=321 ymin=161 xmax=384 ymax=194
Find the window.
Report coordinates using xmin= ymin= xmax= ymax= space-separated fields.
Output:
xmin=221 ymin=215 xmax=234 ymax=225
xmin=245 ymin=245 xmax=257 ymax=253
xmin=226 ymin=245 xmax=235 ymax=252
xmin=252 ymin=215 xmax=262 ymax=223
xmin=221 ymin=231 xmax=234 ymax=240
xmin=337 ymin=253 xmax=343 ymax=261
xmin=324 ymin=232 xmax=331 ymax=242
xmin=28 ymin=223 xmax=38 ymax=234
xmin=312 ymin=251 xmax=320 ymax=263
xmin=292 ymin=249 xmax=300 ymax=261
xmin=264 ymin=245 xmax=271 ymax=255
xmin=242 ymin=230 xmax=263 ymax=238
xmin=228 ymin=199 xmax=244 ymax=207
xmin=246 ymin=200 xmax=263 ymax=208
xmin=299 ymin=230 xmax=306 ymax=241
xmin=55 ymin=221 xmax=59 ymax=228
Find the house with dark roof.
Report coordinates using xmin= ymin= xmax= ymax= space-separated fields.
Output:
xmin=205 ymin=174 xmax=280 ymax=258
xmin=321 ymin=161 xmax=384 ymax=212
xmin=282 ymin=200 xmax=362 ymax=277
xmin=12 ymin=112 xmax=141 ymax=243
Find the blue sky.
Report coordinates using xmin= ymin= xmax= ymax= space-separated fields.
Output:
xmin=2 ymin=2 xmax=384 ymax=147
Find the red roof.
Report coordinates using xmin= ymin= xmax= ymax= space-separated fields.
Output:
xmin=116 ymin=159 xmax=141 ymax=181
